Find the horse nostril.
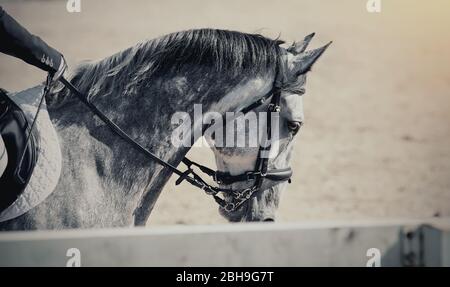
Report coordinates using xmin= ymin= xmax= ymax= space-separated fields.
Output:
xmin=263 ymin=218 xmax=274 ymax=222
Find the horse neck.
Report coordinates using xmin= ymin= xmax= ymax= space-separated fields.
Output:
xmin=47 ymin=71 xmax=272 ymax=225
xmin=131 ymin=72 xmax=275 ymax=224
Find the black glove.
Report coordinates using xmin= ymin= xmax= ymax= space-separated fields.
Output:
xmin=0 ymin=6 xmax=66 ymax=78
xmin=52 ymin=55 xmax=67 ymax=81
xmin=0 ymin=135 xmax=7 ymax=178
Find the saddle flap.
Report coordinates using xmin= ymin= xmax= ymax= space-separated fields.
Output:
xmin=0 ymin=89 xmax=38 ymax=213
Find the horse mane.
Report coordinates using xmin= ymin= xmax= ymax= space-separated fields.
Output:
xmin=50 ymin=29 xmax=284 ymax=104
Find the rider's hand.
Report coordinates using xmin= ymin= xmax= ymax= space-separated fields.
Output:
xmin=0 ymin=136 xmax=7 ymax=178
xmin=51 ymin=55 xmax=67 ymax=81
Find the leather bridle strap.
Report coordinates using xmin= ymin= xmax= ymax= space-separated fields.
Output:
xmin=60 ymin=77 xmax=273 ymax=210
xmin=60 ymin=78 xmax=227 ymax=198
xmin=59 ymin=71 xmax=291 ymax=212
xmin=61 ymin=78 xmax=184 ymax=176
xmin=178 ymin=86 xmax=290 ymax=212
xmin=179 ymin=85 xmax=287 ymax=186
xmin=254 ymin=88 xmax=282 ymax=190
xmin=182 ymin=157 xmax=292 ymax=185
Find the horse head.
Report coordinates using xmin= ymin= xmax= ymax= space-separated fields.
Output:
xmin=206 ymin=33 xmax=331 ymax=222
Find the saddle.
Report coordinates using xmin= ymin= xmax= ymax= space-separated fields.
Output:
xmin=0 ymin=88 xmax=38 ymax=213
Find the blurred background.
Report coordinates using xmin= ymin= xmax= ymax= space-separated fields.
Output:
xmin=0 ymin=0 xmax=449 ymax=225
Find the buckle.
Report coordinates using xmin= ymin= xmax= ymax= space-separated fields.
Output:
xmin=233 ymin=191 xmax=243 ymax=199
xmin=224 ymin=203 xmax=235 ymax=212
xmin=213 ymin=172 xmax=222 ymax=184
xmin=202 ymin=185 xmax=217 ymax=195
xmin=268 ymin=104 xmax=281 ymax=113
xmin=246 ymin=171 xmax=258 ymax=182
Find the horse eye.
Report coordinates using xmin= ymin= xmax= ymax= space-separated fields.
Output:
xmin=287 ymin=121 xmax=303 ymax=135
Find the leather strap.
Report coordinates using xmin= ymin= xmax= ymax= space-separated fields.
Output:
xmin=59 ymin=68 xmax=291 ymax=212
xmin=60 ymin=77 xmax=233 ymax=198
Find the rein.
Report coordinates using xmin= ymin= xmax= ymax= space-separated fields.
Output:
xmin=56 ymin=70 xmax=292 ymax=212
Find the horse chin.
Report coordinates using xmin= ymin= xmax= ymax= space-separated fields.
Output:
xmin=218 ymin=206 xmax=246 ymax=222
xmin=218 ymin=188 xmax=277 ymax=222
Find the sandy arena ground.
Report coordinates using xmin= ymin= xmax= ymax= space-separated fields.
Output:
xmin=0 ymin=0 xmax=449 ymax=225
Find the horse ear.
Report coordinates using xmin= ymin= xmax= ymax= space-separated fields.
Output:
xmin=287 ymin=33 xmax=315 ymax=54
xmin=291 ymin=41 xmax=332 ymax=75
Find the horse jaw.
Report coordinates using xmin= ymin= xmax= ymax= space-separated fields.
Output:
xmin=213 ymin=142 xmax=293 ymax=222
xmin=207 ymin=72 xmax=296 ymax=222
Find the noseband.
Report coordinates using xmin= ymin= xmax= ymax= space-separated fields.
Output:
xmin=178 ymin=83 xmax=292 ymax=212
xmin=56 ymin=64 xmax=292 ymax=212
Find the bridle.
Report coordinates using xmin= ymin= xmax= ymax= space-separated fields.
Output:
xmin=177 ymin=81 xmax=293 ymax=212
xmin=56 ymin=65 xmax=292 ymax=212
xmin=53 ymin=63 xmax=292 ymax=213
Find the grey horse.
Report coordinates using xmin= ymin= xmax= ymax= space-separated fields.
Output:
xmin=0 ymin=29 xmax=329 ymax=230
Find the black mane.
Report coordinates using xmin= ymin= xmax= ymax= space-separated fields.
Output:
xmin=51 ymin=29 xmax=284 ymax=104
xmin=144 ymin=28 xmax=284 ymax=76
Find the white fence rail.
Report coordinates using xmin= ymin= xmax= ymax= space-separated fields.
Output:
xmin=1 ymin=219 xmax=449 ymax=267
